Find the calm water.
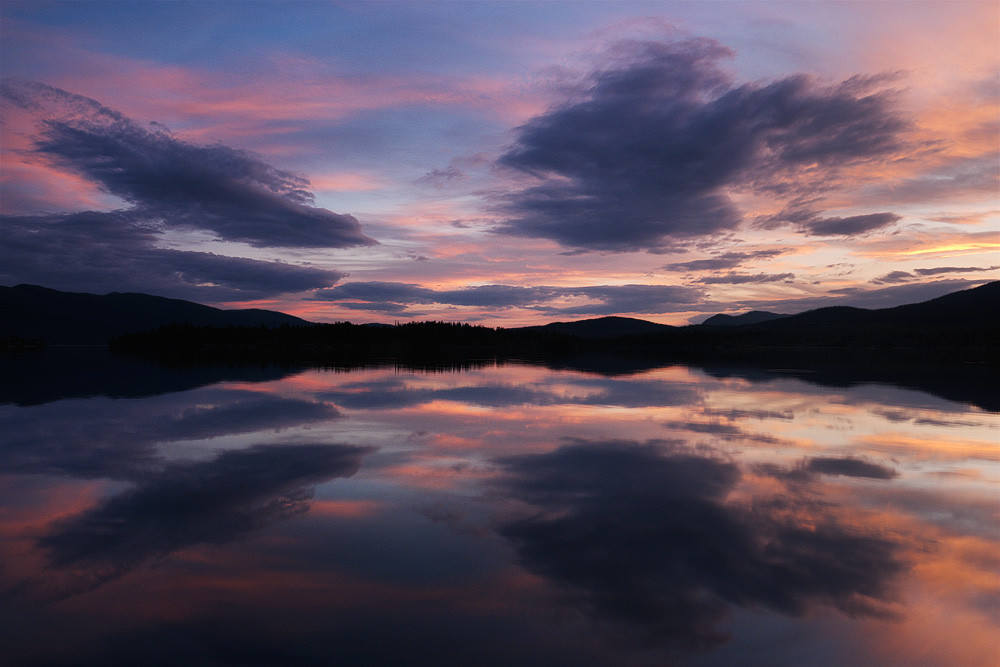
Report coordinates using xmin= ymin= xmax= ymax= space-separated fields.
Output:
xmin=1 ymin=352 xmax=997 ymax=666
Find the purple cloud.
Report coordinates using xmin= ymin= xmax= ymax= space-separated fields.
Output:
xmin=313 ymin=281 xmax=703 ymax=316
xmin=496 ymin=39 xmax=908 ymax=251
xmin=1 ymin=212 xmax=344 ymax=300
xmin=914 ymin=266 xmax=998 ymax=276
xmin=0 ymin=80 xmax=369 ymax=300
xmin=699 ymin=272 xmax=794 ymax=284
xmin=2 ymin=80 xmax=376 ymax=249
xmin=758 ymin=209 xmax=902 ymax=237
xmin=871 ymin=270 xmax=914 ymax=285
xmin=661 ymin=249 xmax=787 ymax=272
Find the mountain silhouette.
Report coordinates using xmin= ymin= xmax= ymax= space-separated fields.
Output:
xmin=729 ymin=281 xmax=1000 ymax=347
xmin=702 ymin=311 xmax=788 ymax=326
xmin=4 ymin=281 xmax=997 ymax=349
xmin=521 ymin=316 xmax=673 ymax=339
xmin=1 ymin=284 xmax=307 ymax=344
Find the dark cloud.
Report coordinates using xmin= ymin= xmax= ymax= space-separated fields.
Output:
xmin=803 ymin=212 xmax=902 ymax=236
xmin=661 ymin=249 xmax=786 ymax=272
xmin=36 ymin=443 xmax=373 ymax=598
xmin=0 ymin=213 xmax=345 ymax=300
xmin=495 ymin=440 xmax=906 ymax=649
xmin=914 ymin=265 xmax=999 ymax=276
xmin=0 ymin=80 xmax=371 ymax=299
xmin=496 ymin=40 xmax=907 ymax=251
xmin=757 ymin=209 xmax=902 ymax=236
xmin=806 ymin=457 xmax=898 ymax=480
xmin=3 ymin=80 xmax=375 ymax=249
xmin=698 ymin=272 xmax=794 ymax=284
xmin=871 ymin=270 xmax=914 ymax=285
xmin=313 ymin=281 xmax=703 ymax=316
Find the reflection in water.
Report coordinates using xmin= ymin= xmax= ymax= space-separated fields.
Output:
xmin=37 ymin=443 xmax=373 ymax=599
xmin=0 ymin=354 xmax=996 ymax=666
xmin=497 ymin=440 xmax=904 ymax=650
xmin=0 ymin=388 xmax=340 ymax=479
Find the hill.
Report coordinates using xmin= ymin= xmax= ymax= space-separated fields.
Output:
xmin=702 ymin=311 xmax=787 ymax=326
xmin=1 ymin=284 xmax=308 ymax=344
xmin=741 ymin=281 xmax=1000 ymax=342
xmin=649 ymin=281 xmax=1000 ymax=349
xmin=5 ymin=281 xmax=997 ymax=350
xmin=520 ymin=316 xmax=673 ymax=339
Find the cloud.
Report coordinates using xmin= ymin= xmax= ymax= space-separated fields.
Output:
xmin=0 ymin=212 xmax=344 ymax=301
xmin=36 ymin=443 xmax=373 ymax=598
xmin=806 ymin=457 xmax=899 ymax=480
xmin=495 ymin=440 xmax=906 ymax=649
xmin=312 ymin=281 xmax=703 ymax=316
xmin=698 ymin=272 xmax=794 ymax=284
xmin=872 ymin=270 xmax=914 ymax=285
xmin=0 ymin=80 xmax=372 ymax=300
xmin=914 ymin=265 xmax=999 ymax=276
xmin=415 ymin=165 xmax=466 ymax=188
xmin=661 ymin=249 xmax=786 ymax=272
xmin=495 ymin=39 xmax=908 ymax=251
xmin=757 ymin=209 xmax=902 ymax=237
xmin=2 ymin=80 xmax=376 ymax=249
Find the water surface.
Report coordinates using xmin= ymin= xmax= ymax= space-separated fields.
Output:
xmin=2 ymin=354 xmax=997 ymax=666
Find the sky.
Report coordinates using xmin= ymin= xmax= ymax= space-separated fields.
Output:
xmin=1 ymin=1 xmax=997 ymax=325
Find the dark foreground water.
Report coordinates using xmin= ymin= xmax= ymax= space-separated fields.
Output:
xmin=1 ymin=350 xmax=997 ymax=666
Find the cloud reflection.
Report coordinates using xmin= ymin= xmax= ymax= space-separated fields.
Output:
xmin=495 ymin=439 xmax=907 ymax=650
xmin=36 ymin=443 xmax=373 ymax=598
xmin=320 ymin=375 xmax=700 ymax=411
xmin=0 ymin=389 xmax=341 ymax=479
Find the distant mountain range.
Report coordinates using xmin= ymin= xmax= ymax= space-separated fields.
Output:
xmin=2 ymin=281 xmax=998 ymax=348
xmin=1 ymin=284 xmax=306 ymax=344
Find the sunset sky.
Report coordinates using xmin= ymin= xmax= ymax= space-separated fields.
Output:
xmin=2 ymin=1 xmax=997 ymax=325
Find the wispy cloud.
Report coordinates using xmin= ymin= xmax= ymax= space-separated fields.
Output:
xmin=698 ymin=272 xmax=794 ymax=285
xmin=661 ymin=249 xmax=787 ymax=272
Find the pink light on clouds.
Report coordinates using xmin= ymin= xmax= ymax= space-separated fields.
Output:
xmin=308 ymin=172 xmax=383 ymax=192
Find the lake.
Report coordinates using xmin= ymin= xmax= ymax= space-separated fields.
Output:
xmin=1 ymin=350 xmax=997 ymax=666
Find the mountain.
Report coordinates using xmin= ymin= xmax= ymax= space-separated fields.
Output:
xmin=754 ymin=281 xmax=1000 ymax=330
xmin=5 ymin=281 xmax=997 ymax=349
xmin=1 ymin=284 xmax=308 ymax=344
xmin=682 ymin=281 xmax=1000 ymax=348
xmin=702 ymin=311 xmax=787 ymax=326
xmin=521 ymin=316 xmax=673 ymax=339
